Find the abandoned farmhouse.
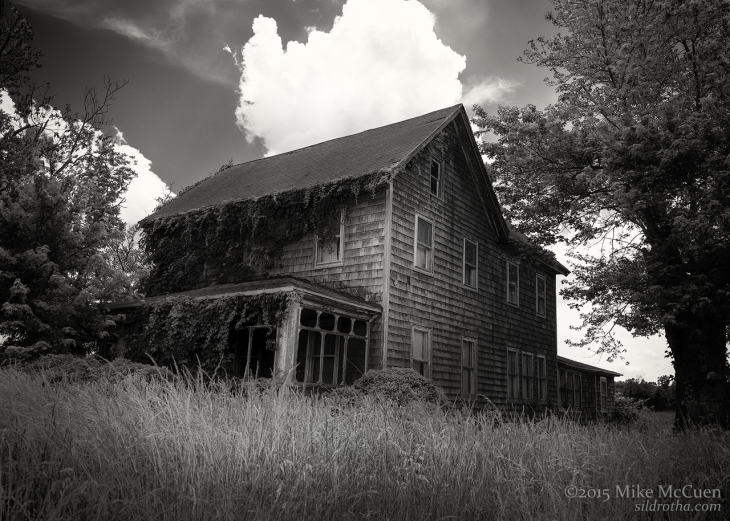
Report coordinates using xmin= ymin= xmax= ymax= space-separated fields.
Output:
xmin=112 ymin=104 xmax=620 ymax=417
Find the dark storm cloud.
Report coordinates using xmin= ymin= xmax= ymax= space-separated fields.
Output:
xmin=19 ymin=0 xmax=347 ymax=85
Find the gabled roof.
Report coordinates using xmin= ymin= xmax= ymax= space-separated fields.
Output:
xmin=150 ymin=105 xmax=469 ymax=220
xmin=558 ymin=356 xmax=623 ymax=378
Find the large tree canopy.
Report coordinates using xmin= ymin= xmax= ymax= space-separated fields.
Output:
xmin=473 ymin=0 xmax=730 ymax=427
xmin=0 ymin=2 xmax=139 ymax=358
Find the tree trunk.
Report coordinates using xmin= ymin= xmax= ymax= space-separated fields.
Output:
xmin=664 ymin=311 xmax=729 ymax=430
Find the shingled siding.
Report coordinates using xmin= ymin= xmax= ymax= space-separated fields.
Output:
xmin=266 ymin=191 xmax=388 ymax=371
xmin=386 ymin=121 xmax=560 ymax=405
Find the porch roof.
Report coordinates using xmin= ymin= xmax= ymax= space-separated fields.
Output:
xmin=557 ymin=356 xmax=623 ymax=378
xmin=106 ymin=276 xmax=382 ymax=317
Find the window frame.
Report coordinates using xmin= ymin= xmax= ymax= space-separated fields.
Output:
xmin=507 ymin=349 xmax=519 ymax=400
xmin=521 ymin=352 xmax=534 ymax=400
xmin=463 ymin=238 xmax=478 ymax=289
xmin=506 ymin=260 xmax=519 ymax=306
xmin=461 ymin=337 xmax=477 ymax=397
xmin=537 ymin=355 xmax=547 ymax=402
xmin=314 ymin=212 xmax=345 ymax=267
xmin=600 ymin=377 xmax=608 ymax=412
xmin=411 ymin=326 xmax=432 ymax=378
xmin=573 ymin=373 xmax=582 ymax=409
xmin=535 ymin=274 xmax=547 ymax=317
xmin=430 ymin=159 xmax=442 ymax=198
xmin=559 ymin=369 xmax=574 ymax=408
xmin=413 ymin=214 xmax=434 ymax=273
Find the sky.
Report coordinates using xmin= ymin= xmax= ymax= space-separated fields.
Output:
xmin=14 ymin=0 xmax=674 ymax=381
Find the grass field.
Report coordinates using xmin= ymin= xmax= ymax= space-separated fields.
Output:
xmin=1 ymin=367 xmax=728 ymax=520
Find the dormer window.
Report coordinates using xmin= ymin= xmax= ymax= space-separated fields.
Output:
xmin=430 ymin=160 xmax=442 ymax=197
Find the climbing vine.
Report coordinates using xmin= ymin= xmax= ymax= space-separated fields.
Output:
xmin=140 ymin=170 xmax=394 ymax=296
xmin=121 ymin=292 xmax=290 ymax=374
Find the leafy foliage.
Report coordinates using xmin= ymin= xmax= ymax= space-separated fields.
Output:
xmin=120 ymin=292 xmax=290 ymax=374
xmin=616 ymin=376 xmax=676 ymax=411
xmin=0 ymin=4 xmax=138 ymax=357
xmin=140 ymin=171 xmax=392 ymax=296
xmin=472 ymin=0 xmax=730 ymax=427
xmin=612 ymin=395 xmax=644 ymax=426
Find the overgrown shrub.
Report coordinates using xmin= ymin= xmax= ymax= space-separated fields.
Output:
xmin=4 ymin=354 xmax=172 ymax=384
xmin=612 ymin=395 xmax=644 ymax=425
xmin=350 ymin=368 xmax=448 ymax=407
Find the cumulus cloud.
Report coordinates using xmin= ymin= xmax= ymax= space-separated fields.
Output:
xmin=114 ymin=129 xmax=172 ymax=225
xmin=235 ymin=0 xmax=508 ymax=155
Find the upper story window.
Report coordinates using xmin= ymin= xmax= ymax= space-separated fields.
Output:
xmin=507 ymin=261 xmax=519 ymax=305
xmin=412 ymin=327 xmax=431 ymax=378
xmin=461 ymin=337 xmax=477 ymax=397
xmin=430 ymin=160 xmax=442 ymax=197
xmin=463 ymin=239 xmax=478 ymax=289
xmin=315 ymin=215 xmax=344 ymax=267
xmin=536 ymin=274 xmax=546 ymax=316
xmin=414 ymin=215 xmax=433 ymax=272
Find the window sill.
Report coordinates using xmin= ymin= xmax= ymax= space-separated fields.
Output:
xmin=314 ymin=260 xmax=344 ymax=269
xmin=412 ymin=265 xmax=433 ymax=276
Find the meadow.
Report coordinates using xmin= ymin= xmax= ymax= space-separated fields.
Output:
xmin=1 ymin=365 xmax=728 ymax=520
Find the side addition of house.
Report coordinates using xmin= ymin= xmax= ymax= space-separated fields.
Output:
xmin=111 ymin=104 xmax=621 ymax=413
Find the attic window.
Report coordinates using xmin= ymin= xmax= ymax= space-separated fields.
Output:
xmin=430 ymin=160 xmax=442 ymax=197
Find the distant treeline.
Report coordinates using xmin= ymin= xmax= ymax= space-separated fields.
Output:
xmin=616 ymin=376 xmax=675 ymax=412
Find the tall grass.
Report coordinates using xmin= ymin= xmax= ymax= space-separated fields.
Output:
xmin=1 ymin=368 xmax=728 ymax=520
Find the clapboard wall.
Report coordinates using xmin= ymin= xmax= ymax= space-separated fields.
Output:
xmin=386 ymin=119 xmax=561 ymax=405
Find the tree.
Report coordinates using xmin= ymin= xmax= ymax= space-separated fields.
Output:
xmin=472 ymin=0 xmax=730 ymax=428
xmin=0 ymin=1 xmax=137 ymax=358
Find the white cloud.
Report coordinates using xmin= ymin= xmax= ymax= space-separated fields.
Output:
xmin=235 ymin=0 xmax=505 ymax=155
xmin=114 ymin=129 xmax=172 ymax=226
xmin=0 ymin=90 xmax=15 ymax=114
xmin=460 ymin=78 xmax=518 ymax=106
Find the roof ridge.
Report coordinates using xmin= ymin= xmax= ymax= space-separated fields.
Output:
xmin=224 ymin=104 xmax=463 ymax=169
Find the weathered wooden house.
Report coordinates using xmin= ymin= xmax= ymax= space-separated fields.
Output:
xmin=114 ymin=104 xmax=620 ymax=413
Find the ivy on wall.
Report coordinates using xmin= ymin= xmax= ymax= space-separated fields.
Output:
xmin=120 ymin=292 xmax=290 ymax=374
xmin=140 ymin=171 xmax=394 ymax=296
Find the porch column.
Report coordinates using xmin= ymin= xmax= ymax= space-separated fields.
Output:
xmin=275 ymin=300 xmax=300 ymax=382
